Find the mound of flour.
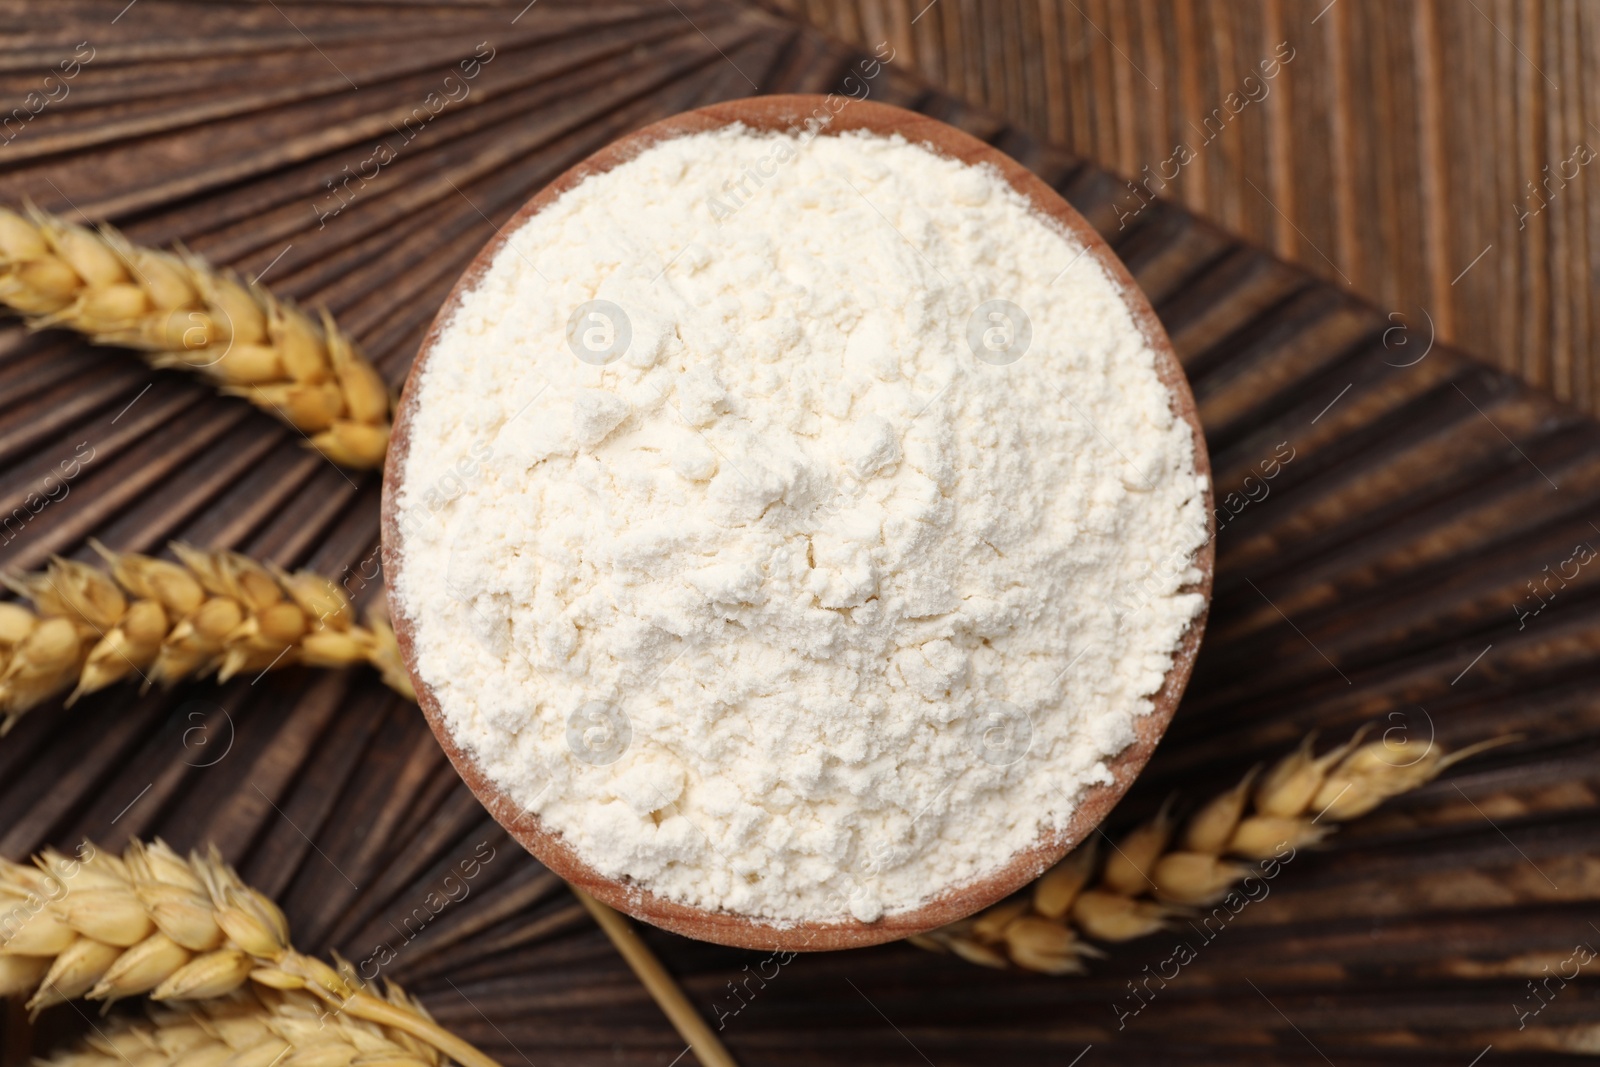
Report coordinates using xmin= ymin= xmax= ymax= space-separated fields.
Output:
xmin=394 ymin=125 xmax=1209 ymax=925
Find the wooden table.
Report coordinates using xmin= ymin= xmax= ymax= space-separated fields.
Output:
xmin=765 ymin=0 xmax=1600 ymax=417
xmin=1 ymin=2 xmax=1598 ymax=1064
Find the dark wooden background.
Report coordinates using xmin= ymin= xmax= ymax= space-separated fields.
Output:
xmin=1 ymin=2 xmax=1598 ymax=1065
xmin=768 ymin=0 xmax=1600 ymax=418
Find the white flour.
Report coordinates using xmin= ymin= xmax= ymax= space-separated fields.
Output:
xmin=394 ymin=126 xmax=1209 ymax=925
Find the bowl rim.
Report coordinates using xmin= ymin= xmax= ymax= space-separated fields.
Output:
xmin=380 ymin=93 xmax=1214 ymax=952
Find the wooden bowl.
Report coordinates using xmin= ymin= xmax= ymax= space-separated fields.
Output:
xmin=381 ymin=95 xmax=1214 ymax=952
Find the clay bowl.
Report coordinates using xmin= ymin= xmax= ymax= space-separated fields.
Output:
xmin=381 ymin=95 xmax=1214 ymax=952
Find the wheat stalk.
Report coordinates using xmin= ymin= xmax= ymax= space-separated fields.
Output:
xmin=41 ymin=980 xmax=447 ymax=1067
xmin=0 ymin=838 xmax=499 ymax=1067
xmin=912 ymin=727 xmax=1518 ymax=974
xmin=573 ymin=889 xmax=740 ymax=1067
xmin=0 ymin=540 xmax=414 ymax=733
xmin=0 ymin=203 xmax=391 ymax=468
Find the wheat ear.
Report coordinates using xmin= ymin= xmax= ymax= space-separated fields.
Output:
xmin=912 ymin=728 xmax=1518 ymax=973
xmin=41 ymin=980 xmax=452 ymax=1067
xmin=0 ymin=203 xmax=391 ymax=468
xmin=0 ymin=541 xmax=413 ymax=733
xmin=0 ymin=838 xmax=499 ymax=1067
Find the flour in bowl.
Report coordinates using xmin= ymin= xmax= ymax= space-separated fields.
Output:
xmin=392 ymin=125 xmax=1209 ymax=925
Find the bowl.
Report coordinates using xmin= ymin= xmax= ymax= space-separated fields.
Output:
xmin=381 ymin=95 xmax=1214 ymax=951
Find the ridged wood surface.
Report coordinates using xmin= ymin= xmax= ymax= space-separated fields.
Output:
xmin=0 ymin=2 xmax=1597 ymax=1065
xmin=764 ymin=0 xmax=1600 ymax=418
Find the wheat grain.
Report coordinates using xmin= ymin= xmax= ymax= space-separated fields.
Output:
xmin=0 ymin=203 xmax=391 ymax=468
xmin=0 ymin=838 xmax=280 ymax=1010
xmin=0 ymin=838 xmax=499 ymax=1067
xmin=40 ymin=984 xmax=446 ymax=1067
xmin=916 ymin=727 xmax=1518 ymax=973
xmin=0 ymin=541 xmax=414 ymax=732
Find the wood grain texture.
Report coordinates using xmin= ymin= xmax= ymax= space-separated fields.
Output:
xmin=759 ymin=0 xmax=1600 ymax=418
xmin=0 ymin=2 xmax=1596 ymax=1064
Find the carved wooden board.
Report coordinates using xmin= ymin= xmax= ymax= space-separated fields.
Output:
xmin=0 ymin=3 xmax=1596 ymax=1064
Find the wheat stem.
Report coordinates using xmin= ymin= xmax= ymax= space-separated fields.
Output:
xmin=0 ymin=203 xmax=392 ymax=468
xmin=0 ymin=541 xmax=412 ymax=732
xmin=325 ymin=989 xmax=502 ymax=1067
xmin=573 ymin=888 xmax=740 ymax=1067
xmin=918 ymin=728 xmax=1519 ymax=973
